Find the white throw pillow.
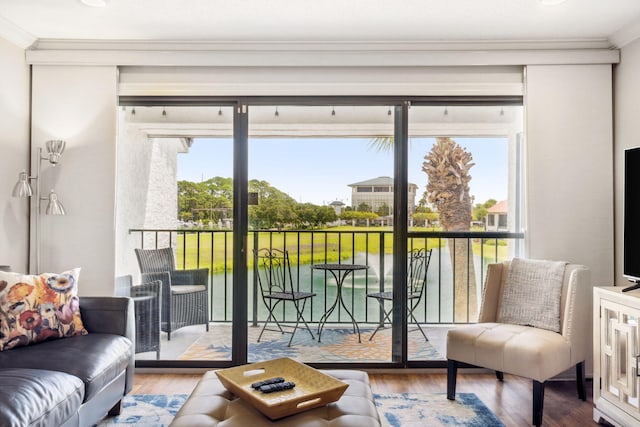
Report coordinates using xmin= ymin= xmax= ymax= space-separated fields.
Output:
xmin=497 ymin=258 xmax=567 ymax=333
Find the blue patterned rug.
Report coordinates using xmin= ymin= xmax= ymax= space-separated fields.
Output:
xmin=375 ymin=392 xmax=504 ymax=427
xmin=96 ymin=392 xmax=503 ymax=426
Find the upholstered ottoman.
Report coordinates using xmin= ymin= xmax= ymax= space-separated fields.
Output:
xmin=170 ymin=369 xmax=381 ymax=426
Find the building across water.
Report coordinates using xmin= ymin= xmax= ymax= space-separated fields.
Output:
xmin=348 ymin=176 xmax=418 ymax=215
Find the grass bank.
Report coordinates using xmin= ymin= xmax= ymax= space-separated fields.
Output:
xmin=175 ymin=226 xmax=508 ymax=273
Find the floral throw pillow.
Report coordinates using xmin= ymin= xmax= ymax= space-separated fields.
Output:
xmin=0 ymin=268 xmax=88 ymax=351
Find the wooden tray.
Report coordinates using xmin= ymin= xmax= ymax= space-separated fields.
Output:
xmin=215 ymin=357 xmax=349 ymax=420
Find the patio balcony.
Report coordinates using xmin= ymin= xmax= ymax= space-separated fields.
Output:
xmin=128 ymin=228 xmax=524 ymax=364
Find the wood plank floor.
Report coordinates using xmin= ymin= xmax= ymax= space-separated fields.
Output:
xmin=133 ymin=371 xmax=597 ymax=426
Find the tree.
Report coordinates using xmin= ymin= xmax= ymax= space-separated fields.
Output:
xmin=412 ymin=211 xmax=439 ymax=227
xmin=340 ymin=210 xmax=377 ymax=226
xmin=317 ymin=205 xmax=338 ymax=226
xmin=357 ymin=202 xmax=372 ymax=212
xmin=177 ymin=180 xmax=210 ymax=221
xmin=248 ymin=180 xmax=297 ymax=228
xmin=472 ymin=199 xmax=497 ymax=223
xmin=422 ymin=137 xmax=478 ymax=321
xmin=376 ymin=202 xmax=391 ymax=217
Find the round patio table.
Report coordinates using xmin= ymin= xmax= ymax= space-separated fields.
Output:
xmin=312 ymin=263 xmax=369 ymax=343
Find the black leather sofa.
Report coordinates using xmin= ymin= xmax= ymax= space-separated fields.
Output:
xmin=0 ymin=296 xmax=135 ymax=427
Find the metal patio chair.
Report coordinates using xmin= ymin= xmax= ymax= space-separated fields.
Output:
xmin=367 ymin=248 xmax=433 ymax=341
xmin=135 ymin=247 xmax=209 ymax=340
xmin=253 ymin=248 xmax=316 ymax=346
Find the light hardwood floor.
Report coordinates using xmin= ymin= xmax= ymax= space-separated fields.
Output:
xmin=133 ymin=371 xmax=597 ymax=426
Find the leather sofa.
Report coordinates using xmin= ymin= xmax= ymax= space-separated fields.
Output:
xmin=0 ymin=296 xmax=134 ymax=427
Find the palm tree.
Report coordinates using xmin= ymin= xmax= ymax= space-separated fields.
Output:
xmin=422 ymin=137 xmax=477 ymax=321
xmin=370 ymin=136 xmax=478 ymax=321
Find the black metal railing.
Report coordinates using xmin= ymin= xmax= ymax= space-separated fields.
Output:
xmin=129 ymin=228 xmax=524 ymax=326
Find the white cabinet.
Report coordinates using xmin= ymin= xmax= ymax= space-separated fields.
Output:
xmin=594 ymin=286 xmax=640 ymax=426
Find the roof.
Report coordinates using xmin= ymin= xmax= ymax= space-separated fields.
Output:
xmin=487 ymin=200 xmax=508 ymax=213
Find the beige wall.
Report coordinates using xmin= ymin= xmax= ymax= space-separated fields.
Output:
xmin=614 ymin=38 xmax=640 ymax=286
xmin=31 ymin=65 xmax=117 ymax=295
xmin=0 ymin=37 xmax=29 ymax=272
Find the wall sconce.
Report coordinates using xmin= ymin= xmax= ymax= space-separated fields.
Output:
xmin=12 ymin=140 xmax=67 ymax=272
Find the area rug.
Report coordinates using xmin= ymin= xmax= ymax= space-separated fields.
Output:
xmin=95 ymin=394 xmax=188 ymax=426
xmin=96 ymin=392 xmax=503 ymax=426
xmin=375 ymin=392 xmax=504 ymax=427
xmin=178 ymin=324 xmax=442 ymax=362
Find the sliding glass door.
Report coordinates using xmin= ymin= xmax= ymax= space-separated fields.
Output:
xmin=116 ymin=97 xmax=524 ymax=369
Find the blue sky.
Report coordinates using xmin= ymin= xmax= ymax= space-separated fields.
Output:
xmin=178 ymin=136 xmax=508 ymax=207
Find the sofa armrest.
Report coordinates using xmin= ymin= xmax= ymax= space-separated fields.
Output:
xmin=80 ymin=296 xmax=134 ymax=341
xmin=80 ymin=296 xmax=135 ymax=395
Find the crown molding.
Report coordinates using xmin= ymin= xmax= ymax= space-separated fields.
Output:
xmin=30 ymin=38 xmax=614 ymax=52
xmin=0 ymin=15 xmax=36 ymax=49
xmin=24 ymin=39 xmax=620 ymax=67
xmin=610 ymin=17 xmax=640 ymax=48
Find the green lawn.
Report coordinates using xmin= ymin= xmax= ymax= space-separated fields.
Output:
xmin=175 ymin=227 xmax=509 ymax=273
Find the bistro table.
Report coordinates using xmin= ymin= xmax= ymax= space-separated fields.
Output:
xmin=312 ymin=263 xmax=369 ymax=343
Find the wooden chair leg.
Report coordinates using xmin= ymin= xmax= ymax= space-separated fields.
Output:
xmin=496 ymin=371 xmax=504 ymax=381
xmin=447 ymin=359 xmax=458 ymax=400
xmin=532 ymin=380 xmax=545 ymax=427
xmin=576 ymin=361 xmax=586 ymax=401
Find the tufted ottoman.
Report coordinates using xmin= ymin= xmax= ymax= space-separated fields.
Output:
xmin=170 ymin=369 xmax=381 ymax=427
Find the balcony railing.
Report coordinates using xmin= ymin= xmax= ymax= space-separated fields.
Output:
xmin=129 ymin=228 xmax=524 ymax=326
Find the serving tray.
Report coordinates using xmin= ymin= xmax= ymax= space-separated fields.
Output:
xmin=215 ymin=357 xmax=349 ymax=420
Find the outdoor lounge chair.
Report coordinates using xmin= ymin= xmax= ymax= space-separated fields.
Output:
xmin=367 ymin=248 xmax=432 ymax=341
xmin=135 ymin=247 xmax=209 ymax=340
xmin=254 ymin=248 xmax=316 ymax=346
xmin=115 ymin=274 xmax=161 ymax=359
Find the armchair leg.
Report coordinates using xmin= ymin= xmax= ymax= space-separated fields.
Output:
xmin=532 ymin=380 xmax=545 ymax=427
xmin=496 ymin=371 xmax=504 ymax=381
xmin=576 ymin=361 xmax=586 ymax=401
xmin=108 ymin=400 xmax=122 ymax=416
xmin=447 ymin=359 xmax=458 ymax=400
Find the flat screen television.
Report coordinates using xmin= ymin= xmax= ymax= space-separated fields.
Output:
xmin=624 ymin=147 xmax=640 ymax=291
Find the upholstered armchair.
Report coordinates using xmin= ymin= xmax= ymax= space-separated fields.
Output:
xmin=135 ymin=248 xmax=210 ymax=340
xmin=446 ymin=259 xmax=590 ymax=427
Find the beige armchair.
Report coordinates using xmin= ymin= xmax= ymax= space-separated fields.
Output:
xmin=446 ymin=260 xmax=590 ymax=427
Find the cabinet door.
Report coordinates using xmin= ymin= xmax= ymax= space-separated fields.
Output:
xmin=601 ymin=299 xmax=640 ymax=413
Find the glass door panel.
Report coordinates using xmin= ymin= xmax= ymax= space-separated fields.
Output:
xmin=407 ymin=104 xmax=524 ymax=361
xmin=116 ymin=105 xmax=235 ymax=362
xmin=247 ymin=105 xmax=394 ymax=363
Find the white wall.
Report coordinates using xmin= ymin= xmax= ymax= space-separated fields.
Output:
xmin=526 ymin=64 xmax=614 ymax=288
xmin=614 ymin=38 xmax=640 ymax=285
xmin=115 ymin=117 xmax=182 ymax=280
xmin=31 ymin=65 xmax=117 ymax=295
xmin=526 ymin=64 xmax=614 ymax=376
xmin=0 ymin=37 xmax=29 ymax=272
xmin=12 ymin=51 xmax=617 ymax=303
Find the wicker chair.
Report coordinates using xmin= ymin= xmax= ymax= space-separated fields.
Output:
xmin=114 ymin=274 xmax=161 ymax=359
xmin=135 ymin=248 xmax=210 ymax=340
xmin=367 ymin=248 xmax=432 ymax=341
